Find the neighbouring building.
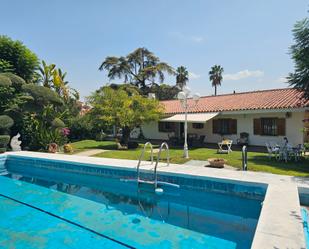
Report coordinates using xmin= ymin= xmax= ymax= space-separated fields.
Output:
xmin=140 ymin=88 xmax=309 ymax=146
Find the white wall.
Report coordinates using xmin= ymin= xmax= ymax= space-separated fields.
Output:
xmin=142 ymin=111 xmax=305 ymax=146
xmin=141 ymin=122 xmax=171 ymax=140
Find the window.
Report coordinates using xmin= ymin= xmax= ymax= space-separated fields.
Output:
xmin=158 ymin=122 xmax=175 ymax=132
xmin=253 ymin=118 xmax=285 ymax=136
xmin=213 ymin=119 xmax=237 ymax=135
xmin=261 ymin=118 xmax=277 ymax=136
xmin=192 ymin=123 xmax=204 ymax=129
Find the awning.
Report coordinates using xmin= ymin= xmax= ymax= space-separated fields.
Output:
xmin=161 ymin=112 xmax=219 ymax=123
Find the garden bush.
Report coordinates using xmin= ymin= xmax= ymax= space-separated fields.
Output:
xmin=128 ymin=141 xmax=139 ymax=149
xmin=22 ymin=84 xmax=63 ymax=106
xmin=51 ymin=118 xmax=65 ymax=128
xmin=0 ymin=74 xmax=12 ymax=87
xmin=0 ymin=135 xmax=10 ymax=153
xmin=0 ymin=115 xmax=14 ymax=131
xmin=1 ymin=73 xmax=25 ymax=90
xmin=69 ymin=115 xmax=102 ymax=140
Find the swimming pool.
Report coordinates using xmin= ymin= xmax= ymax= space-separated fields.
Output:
xmin=0 ymin=154 xmax=266 ymax=249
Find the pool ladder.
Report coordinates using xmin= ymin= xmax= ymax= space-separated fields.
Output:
xmin=136 ymin=142 xmax=170 ymax=188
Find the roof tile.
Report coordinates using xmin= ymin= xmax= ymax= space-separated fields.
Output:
xmin=161 ymin=88 xmax=309 ymax=114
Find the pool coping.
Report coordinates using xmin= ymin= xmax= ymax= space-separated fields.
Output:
xmin=3 ymin=151 xmax=307 ymax=249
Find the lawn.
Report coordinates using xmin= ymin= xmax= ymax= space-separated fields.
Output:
xmin=71 ymin=140 xmax=309 ymax=177
xmin=70 ymin=140 xmax=117 ymax=153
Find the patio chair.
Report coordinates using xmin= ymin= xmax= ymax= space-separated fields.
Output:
xmin=265 ymin=142 xmax=279 ymax=160
xmin=218 ymin=139 xmax=233 ymax=154
xmin=237 ymin=132 xmax=249 ymax=146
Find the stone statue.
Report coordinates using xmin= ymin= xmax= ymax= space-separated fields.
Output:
xmin=10 ymin=133 xmax=22 ymax=151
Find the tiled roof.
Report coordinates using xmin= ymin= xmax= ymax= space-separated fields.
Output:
xmin=161 ymin=88 xmax=309 ymax=114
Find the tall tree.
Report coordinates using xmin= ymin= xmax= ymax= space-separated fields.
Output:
xmin=176 ymin=66 xmax=189 ymax=89
xmin=209 ymin=65 xmax=224 ymax=96
xmin=87 ymin=86 xmax=163 ymax=145
xmin=99 ymin=47 xmax=175 ymax=89
xmin=0 ymin=36 xmax=39 ymax=82
xmin=288 ymin=18 xmax=309 ymax=99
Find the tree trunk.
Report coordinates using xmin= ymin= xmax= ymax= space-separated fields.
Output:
xmin=121 ymin=126 xmax=131 ymax=145
xmin=214 ymin=85 xmax=217 ymax=96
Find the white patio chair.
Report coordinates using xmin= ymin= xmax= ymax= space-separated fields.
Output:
xmin=265 ymin=142 xmax=280 ymax=160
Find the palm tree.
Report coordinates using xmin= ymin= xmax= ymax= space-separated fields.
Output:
xmin=209 ymin=65 xmax=224 ymax=96
xmin=39 ymin=60 xmax=56 ymax=88
xmin=176 ymin=66 xmax=189 ymax=89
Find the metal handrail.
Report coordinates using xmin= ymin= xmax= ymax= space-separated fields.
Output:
xmin=154 ymin=142 xmax=170 ymax=187
xmin=137 ymin=142 xmax=154 ymax=181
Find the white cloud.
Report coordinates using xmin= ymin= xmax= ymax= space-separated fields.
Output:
xmin=190 ymin=36 xmax=204 ymax=43
xmin=169 ymin=32 xmax=205 ymax=43
xmin=223 ymin=70 xmax=264 ymax=81
xmin=189 ymin=72 xmax=201 ymax=80
xmin=275 ymin=76 xmax=287 ymax=83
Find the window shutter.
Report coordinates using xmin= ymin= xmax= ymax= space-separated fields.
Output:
xmin=277 ymin=118 xmax=286 ymax=136
xmin=253 ymin=119 xmax=261 ymax=135
xmin=229 ymin=119 xmax=237 ymax=134
xmin=213 ymin=119 xmax=219 ymax=134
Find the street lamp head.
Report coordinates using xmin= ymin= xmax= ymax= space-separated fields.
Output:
xmin=177 ymin=91 xmax=186 ymax=101
xmin=192 ymin=93 xmax=200 ymax=104
xmin=183 ymin=86 xmax=191 ymax=96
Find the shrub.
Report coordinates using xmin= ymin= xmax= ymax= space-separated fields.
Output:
xmin=0 ymin=135 xmax=10 ymax=153
xmin=51 ymin=118 xmax=65 ymax=128
xmin=304 ymin=143 xmax=309 ymax=151
xmin=22 ymin=84 xmax=63 ymax=106
xmin=128 ymin=141 xmax=139 ymax=149
xmin=63 ymin=144 xmax=74 ymax=153
xmin=69 ymin=115 xmax=100 ymax=140
xmin=95 ymin=131 xmax=106 ymax=141
xmin=1 ymin=73 xmax=25 ymax=90
xmin=0 ymin=135 xmax=10 ymax=146
xmin=0 ymin=74 xmax=12 ymax=87
xmin=0 ymin=115 xmax=14 ymax=131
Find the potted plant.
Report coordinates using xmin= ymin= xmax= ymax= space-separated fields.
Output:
xmin=207 ymin=158 xmax=227 ymax=168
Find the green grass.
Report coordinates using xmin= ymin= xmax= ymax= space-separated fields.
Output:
xmin=70 ymin=140 xmax=309 ymax=177
xmin=71 ymin=140 xmax=117 ymax=153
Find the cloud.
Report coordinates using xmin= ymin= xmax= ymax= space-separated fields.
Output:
xmin=190 ymin=36 xmax=204 ymax=43
xmin=189 ymin=72 xmax=201 ymax=80
xmin=223 ymin=70 xmax=264 ymax=81
xmin=169 ymin=32 xmax=205 ymax=43
xmin=275 ymin=76 xmax=287 ymax=83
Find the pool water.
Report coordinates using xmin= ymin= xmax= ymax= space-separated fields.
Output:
xmin=0 ymin=156 xmax=265 ymax=249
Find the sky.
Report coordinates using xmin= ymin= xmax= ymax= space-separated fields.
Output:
xmin=1 ymin=0 xmax=308 ymax=100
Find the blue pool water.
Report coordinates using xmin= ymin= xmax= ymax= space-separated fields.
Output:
xmin=302 ymin=208 xmax=309 ymax=249
xmin=0 ymin=155 xmax=266 ymax=249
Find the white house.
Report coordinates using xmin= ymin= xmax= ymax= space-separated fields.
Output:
xmin=141 ymin=88 xmax=309 ymax=147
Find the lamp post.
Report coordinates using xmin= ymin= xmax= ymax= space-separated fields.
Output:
xmin=177 ymin=86 xmax=200 ymax=158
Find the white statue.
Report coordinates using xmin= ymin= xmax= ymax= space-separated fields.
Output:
xmin=10 ymin=133 xmax=22 ymax=151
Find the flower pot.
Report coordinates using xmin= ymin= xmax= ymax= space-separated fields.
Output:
xmin=207 ymin=158 xmax=227 ymax=168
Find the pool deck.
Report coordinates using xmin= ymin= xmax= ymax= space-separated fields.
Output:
xmin=4 ymin=151 xmax=308 ymax=249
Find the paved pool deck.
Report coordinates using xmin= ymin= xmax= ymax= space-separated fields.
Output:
xmin=4 ymin=151 xmax=308 ymax=249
